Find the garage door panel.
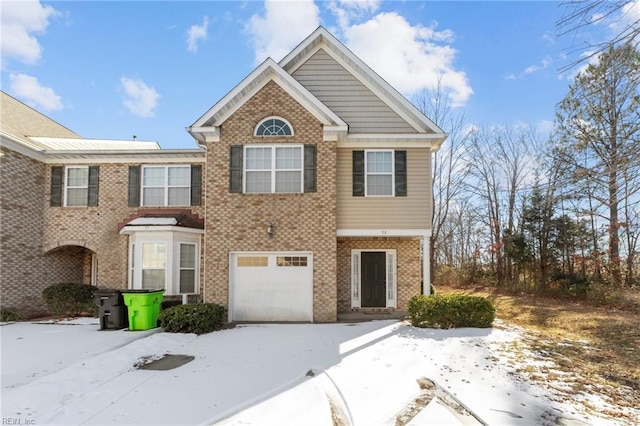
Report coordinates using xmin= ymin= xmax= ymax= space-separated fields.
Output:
xmin=230 ymin=252 xmax=313 ymax=322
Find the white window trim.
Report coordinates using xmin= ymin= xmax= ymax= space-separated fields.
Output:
xmin=178 ymin=242 xmax=198 ymax=294
xmin=141 ymin=165 xmax=191 ymax=207
xmin=64 ymin=165 xmax=89 ymax=206
xmin=364 ymin=149 xmax=395 ymax=197
xmin=350 ymin=249 xmax=397 ymax=309
xmin=254 ymin=116 xmax=294 ymax=136
xmin=125 ymin=229 xmax=202 ymax=296
xmin=243 ymin=144 xmax=304 ymax=194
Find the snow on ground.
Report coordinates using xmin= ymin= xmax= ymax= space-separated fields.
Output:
xmin=0 ymin=319 xmax=633 ymax=425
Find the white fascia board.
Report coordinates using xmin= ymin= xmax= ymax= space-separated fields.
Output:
xmin=340 ymin=133 xmax=446 ymax=149
xmin=0 ymin=134 xmax=46 ymax=162
xmin=189 ymin=58 xmax=346 ymax=138
xmin=322 ymin=125 xmax=349 ymax=142
xmin=186 ymin=126 xmax=220 ymax=143
xmin=337 ymin=229 xmax=432 ymax=238
xmin=41 ymin=150 xmax=205 ymax=164
xmin=120 ymin=225 xmax=204 ymax=235
xmin=280 ymin=27 xmax=445 ymax=136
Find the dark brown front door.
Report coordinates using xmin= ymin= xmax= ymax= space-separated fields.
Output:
xmin=361 ymin=252 xmax=386 ymax=307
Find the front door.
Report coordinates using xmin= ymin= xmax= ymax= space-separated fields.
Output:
xmin=361 ymin=252 xmax=386 ymax=307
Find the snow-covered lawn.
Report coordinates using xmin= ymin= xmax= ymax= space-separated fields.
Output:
xmin=0 ymin=318 xmax=633 ymax=425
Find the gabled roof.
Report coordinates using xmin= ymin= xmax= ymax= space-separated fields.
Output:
xmin=279 ymin=27 xmax=445 ymax=138
xmin=0 ymin=91 xmax=80 ymax=149
xmin=187 ymin=27 xmax=446 ymax=149
xmin=187 ymin=58 xmax=348 ymax=143
xmin=1 ymin=91 xmax=203 ymax=163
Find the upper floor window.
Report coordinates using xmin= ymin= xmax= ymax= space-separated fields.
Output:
xmin=230 ymin=144 xmax=317 ymax=194
xmin=127 ymin=164 xmax=202 ymax=207
xmin=245 ymin=145 xmax=303 ymax=193
xmin=50 ymin=165 xmax=99 ymax=207
xmin=254 ymin=117 xmax=293 ymax=136
xmin=142 ymin=165 xmax=190 ymax=206
xmin=352 ymin=150 xmax=407 ymax=197
xmin=65 ymin=166 xmax=89 ymax=206
xmin=365 ymin=151 xmax=394 ymax=196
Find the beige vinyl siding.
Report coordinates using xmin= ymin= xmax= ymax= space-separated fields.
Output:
xmin=337 ymin=148 xmax=431 ymax=229
xmin=292 ymin=50 xmax=417 ymax=134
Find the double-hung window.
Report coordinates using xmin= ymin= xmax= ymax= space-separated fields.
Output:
xmin=245 ymin=145 xmax=303 ymax=193
xmin=365 ymin=151 xmax=394 ymax=196
xmin=65 ymin=166 xmax=89 ymax=206
xmin=142 ymin=165 xmax=190 ymax=206
xmin=50 ymin=165 xmax=99 ymax=207
xmin=124 ymin=230 xmax=202 ymax=295
xmin=352 ymin=150 xmax=407 ymax=197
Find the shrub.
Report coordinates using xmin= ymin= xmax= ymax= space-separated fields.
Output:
xmin=42 ymin=283 xmax=97 ymax=317
xmin=407 ymin=293 xmax=495 ymax=329
xmin=1 ymin=307 xmax=25 ymax=322
xmin=158 ymin=303 xmax=225 ymax=334
xmin=161 ymin=300 xmax=183 ymax=311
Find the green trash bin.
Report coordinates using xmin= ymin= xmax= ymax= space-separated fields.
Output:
xmin=122 ymin=289 xmax=164 ymax=331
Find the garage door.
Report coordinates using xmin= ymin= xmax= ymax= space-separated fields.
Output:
xmin=230 ymin=252 xmax=313 ymax=322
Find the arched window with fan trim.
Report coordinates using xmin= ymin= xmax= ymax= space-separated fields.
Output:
xmin=254 ymin=117 xmax=293 ymax=136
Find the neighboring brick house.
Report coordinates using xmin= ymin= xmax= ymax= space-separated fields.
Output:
xmin=0 ymin=27 xmax=446 ymax=320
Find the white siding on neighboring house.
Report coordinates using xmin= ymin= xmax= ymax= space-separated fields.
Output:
xmin=337 ymin=147 xmax=432 ymax=229
xmin=292 ymin=50 xmax=418 ymax=134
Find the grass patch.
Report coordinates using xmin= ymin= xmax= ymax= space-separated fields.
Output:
xmin=437 ymin=284 xmax=640 ymax=419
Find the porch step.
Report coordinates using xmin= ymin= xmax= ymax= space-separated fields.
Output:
xmin=337 ymin=309 xmax=407 ymax=322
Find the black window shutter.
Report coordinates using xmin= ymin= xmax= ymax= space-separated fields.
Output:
xmin=395 ymin=150 xmax=407 ymax=197
xmin=229 ymin=145 xmax=243 ymax=193
xmin=50 ymin=166 xmax=63 ymax=206
xmin=303 ymin=144 xmax=317 ymax=193
xmin=88 ymin=166 xmax=99 ymax=206
xmin=190 ymin=164 xmax=202 ymax=206
xmin=352 ymin=150 xmax=364 ymax=196
xmin=128 ymin=165 xmax=141 ymax=207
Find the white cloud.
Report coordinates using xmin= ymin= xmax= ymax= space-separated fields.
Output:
xmin=524 ymin=57 xmax=552 ymax=74
xmin=507 ymin=57 xmax=553 ymax=80
xmin=342 ymin=12 xmax=472 ymax=106
xmin=120 ymin=77 xmax=160 ymax=118
xmin=327 ymin=0 xmax=380 ymax=28
xmin=8 ymin=73 xmax=63 ymax=111
xmin=246 ymin=0 xmax=320 ymax=64
xmin=187 ymin=16 xmax=209 ymax=53
xmin=0 ymin=0 xmax=57 ymax=64
xmin=245 ymin=1 xmax=472 ymax=106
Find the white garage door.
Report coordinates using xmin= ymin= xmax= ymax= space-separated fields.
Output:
xmin=230 ymin=252 xmax=313 ymax=322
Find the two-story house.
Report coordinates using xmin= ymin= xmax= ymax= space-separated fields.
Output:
xmin=0 ymin=27 xmax=445 ymax=322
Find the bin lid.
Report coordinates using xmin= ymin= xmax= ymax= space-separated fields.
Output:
xmin=94 ymin=288 xmax=123 ymax=294
xmin=122 ymin=289 xmax=165 ymax=294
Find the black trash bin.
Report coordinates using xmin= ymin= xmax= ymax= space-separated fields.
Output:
xmin=93 ymin=289 xmax=128 ymax=330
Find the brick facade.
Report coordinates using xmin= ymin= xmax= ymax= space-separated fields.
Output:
xmin=203 ymin=81 xmax=338 ymax=322
xmin=42 ymin=163 xmax=204 ymax=291
xmin=1 ymin=148 xmax=87 ymax=314
xmin=0 ymin=147 xmax=204 ymax=314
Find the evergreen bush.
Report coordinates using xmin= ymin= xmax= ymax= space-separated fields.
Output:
xmin=407 ymin=293 xmax=495 ymax=328
xmin=42 ymin=283 xmax=97 ymax=317
xmin=158 ymin=303 xmax=225 ymax=334
xmin=1 ymin=307 xmax=25 ymax=322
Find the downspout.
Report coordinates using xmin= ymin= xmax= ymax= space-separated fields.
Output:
xmin=201 ymin=141 xmax=207 ymax=304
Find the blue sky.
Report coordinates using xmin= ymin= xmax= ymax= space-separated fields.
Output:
xmin=2 ymin=0 xmax=636 ymax=149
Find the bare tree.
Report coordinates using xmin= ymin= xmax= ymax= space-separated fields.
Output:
xmin=413 ymin=81 xmax=471 ymax=284
xmin=558 ymin=0 xmax=640 ymax=70
xmin=555 ymin=43 xmax=640 ymax=286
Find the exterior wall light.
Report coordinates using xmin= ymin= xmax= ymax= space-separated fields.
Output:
xmin=266 ymin=222 xmax=275 ymax=238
